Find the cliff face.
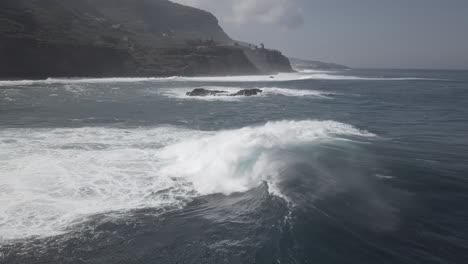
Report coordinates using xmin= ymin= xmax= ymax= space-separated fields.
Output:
xmin=289 ymin=58 xmax=350 ymax=71
xmin=0 ymin=0 xmax=292 ymax=78
xmin=245 ymin=48 xmax=293 ymax=74
xmin=0 ymin=37 xmax=261 ymax=78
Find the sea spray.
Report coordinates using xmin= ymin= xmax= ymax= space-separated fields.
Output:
xmin=0 ymin=120 xmax=374 ymax=241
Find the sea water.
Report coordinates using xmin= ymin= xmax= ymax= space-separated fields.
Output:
xmin=1 ymin=69 xmax=467 ymax=263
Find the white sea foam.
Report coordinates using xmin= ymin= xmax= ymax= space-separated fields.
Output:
xmin=158 ymin=86 xmax=331 ymax=101
xmin=0 ymin=120 xmax=374 ymax=241
xmin=0 ymin=126 xmax=194 ymax=241
xmin=0 ymin=72 xmax=438 ymax=87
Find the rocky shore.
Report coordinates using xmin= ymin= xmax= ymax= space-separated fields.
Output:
xmin=186 ymin=88 xmax=263 ymax=97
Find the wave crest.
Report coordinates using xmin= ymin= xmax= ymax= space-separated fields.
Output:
xmin=0 ymin=120 xmax=374 ymax=240
xmin=0 ymin=72 xmax=439 ymax=87
xmin=158 ymin=120 xmax=375 ymax=196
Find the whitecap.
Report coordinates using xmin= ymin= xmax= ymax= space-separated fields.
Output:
xmin=0 ymin=120 xmax=375 ymax=241
xmin=0 ymin=72 xmax=439 ymax=87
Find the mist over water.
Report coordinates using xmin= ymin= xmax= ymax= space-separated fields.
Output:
xmin=1 ymin=69 xmax=468 ymax=263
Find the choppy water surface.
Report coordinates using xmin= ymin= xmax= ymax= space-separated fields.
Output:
xmin=1 ymin=70 xmax=467 ymax=263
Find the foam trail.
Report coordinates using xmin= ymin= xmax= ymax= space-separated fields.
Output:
xmin=0 ymin=126 xmax=195 ymax=241
xmin=0 ymin=121 xmax=374 ymax=241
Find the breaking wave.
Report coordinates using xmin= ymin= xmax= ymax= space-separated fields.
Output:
xmin=0 ymin=72 xmax=439 ymax=87
xmin=0 ymin=120 xmax=374 ymax=241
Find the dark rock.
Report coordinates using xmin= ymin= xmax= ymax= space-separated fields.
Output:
xmin=186 ymin=88 xmax=227 ymax=97
xmin=230 ymin=89 xmax=263 ymax=97
xmin=185 ymin=88 xmax=263 ymax=97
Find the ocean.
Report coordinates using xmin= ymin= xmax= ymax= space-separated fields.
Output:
xmin=1 ymin=69 xmax=467 ymax=263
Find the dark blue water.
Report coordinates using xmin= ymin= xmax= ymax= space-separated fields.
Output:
xmin=1 ymin=70 xmax=467 ymax=263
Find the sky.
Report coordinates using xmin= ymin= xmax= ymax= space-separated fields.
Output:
xmin=173 ymin=0 xmax=468 ymax=69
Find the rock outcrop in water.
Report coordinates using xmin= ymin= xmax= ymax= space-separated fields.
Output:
xmin=186 ymin=88 xmax=263 ymax=97
xmin=186 ymin=88 xmax=228 ymax=97
xmin=230 ymin=89 xmax=263 ymax=96
xmin=0 ymin=0 xmax=293 ymax=79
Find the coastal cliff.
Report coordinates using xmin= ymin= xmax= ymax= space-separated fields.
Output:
xmin=289 ymin=57 xmax=350 ymax=71
xmin=0 ymin=0 xmax=292 ymax=78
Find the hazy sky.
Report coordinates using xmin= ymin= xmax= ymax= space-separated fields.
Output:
xmin=173 ymin=0 xmax=468 ymax=69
